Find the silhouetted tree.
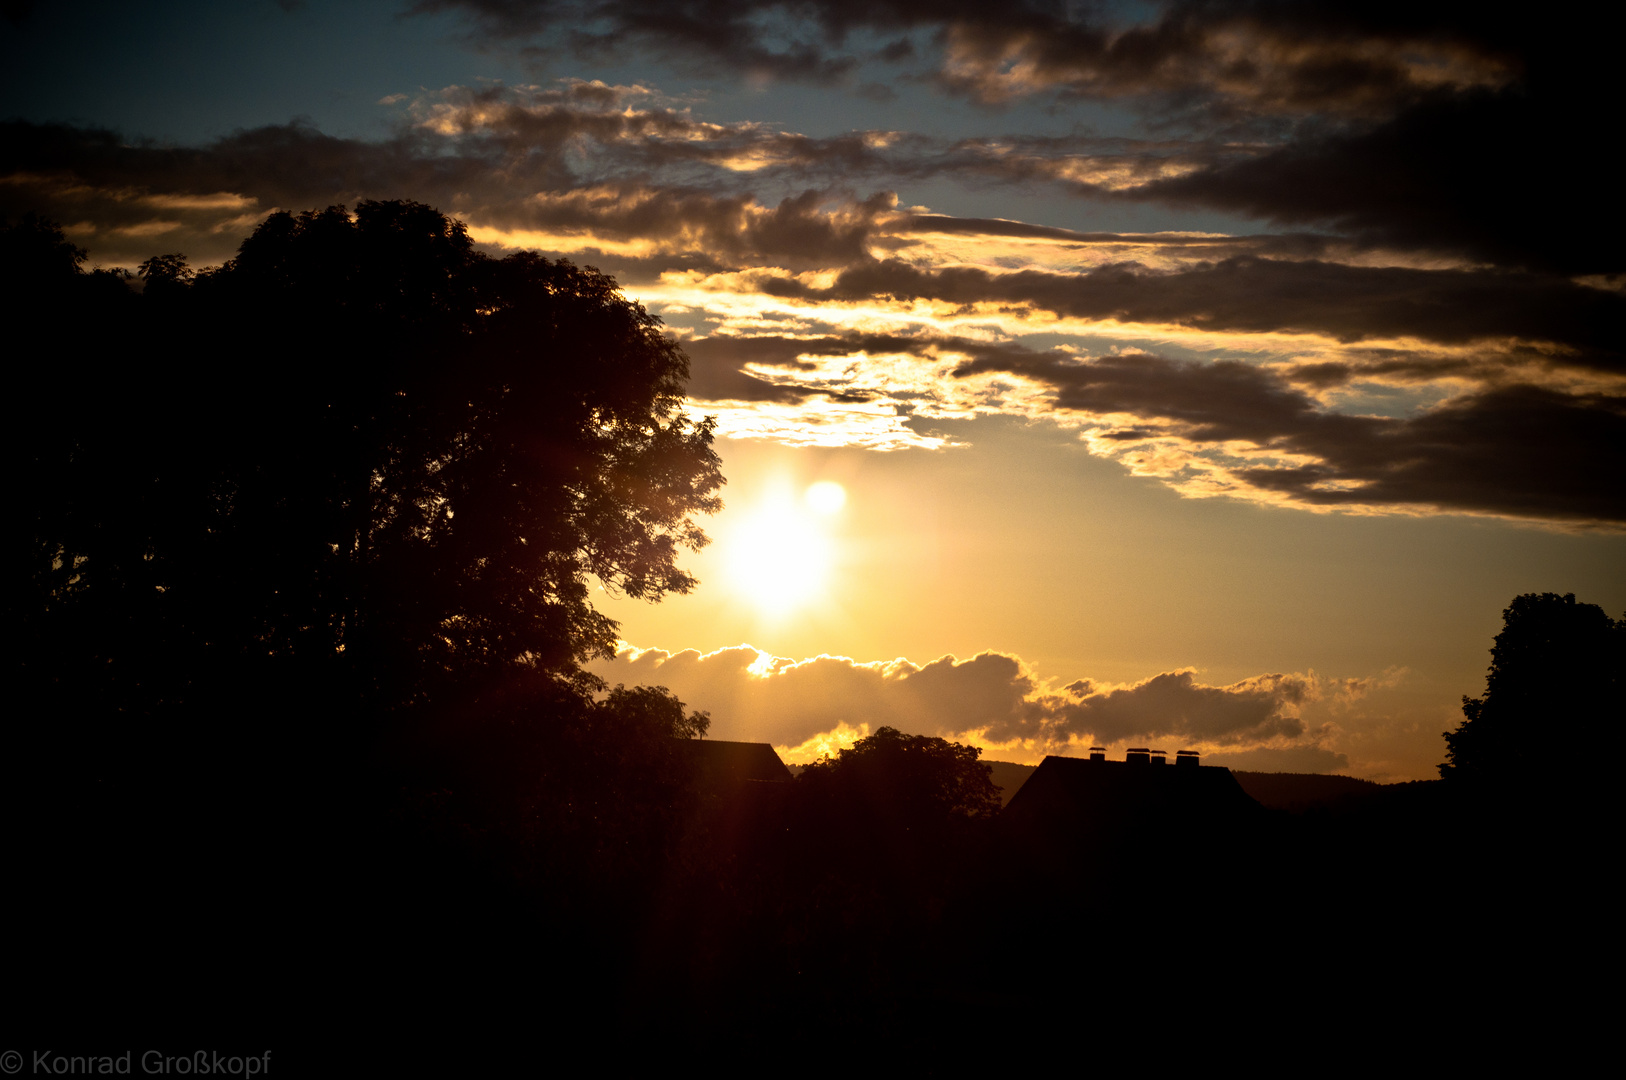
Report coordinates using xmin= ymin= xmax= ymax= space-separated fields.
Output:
xmin=136 ymin=251 xmax=192 ymax=290
xmin=1442 ymin=592 xmax=1624 ymax=782
xmin=791 ymin=725 xmax=998 ymax=888
xmin=11 ymin=203 xmax=723 ymax=737
xmin=1 ymin=211 xmax=86 ymax=284
xmin=799 ymin=726 xmax=1001 ymax=825
xmin=4 ymin=207 xmax=726 ymax=986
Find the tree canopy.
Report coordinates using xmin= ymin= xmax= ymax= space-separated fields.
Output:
xmin=9 ymin=202 xmax=723 ymax=736
xmin=799 ymin=726 xmax=1002 ymax=826
xmin=6 ymin=205 xmax=729 ymax=994
xmin=1441 ymin=592 xmax=1624 ymax=782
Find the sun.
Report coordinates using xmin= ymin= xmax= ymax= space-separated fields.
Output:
xmin=805 ymin=481 xmax=846 ymax=514
xmin=725 ymin=483 xmax=846 ymax=616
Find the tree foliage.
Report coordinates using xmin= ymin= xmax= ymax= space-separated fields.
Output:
xmin=8 ymin=203 xmax=724 ymax=733
xmin=769 ymin=726 xmax=1001 ymax=972
xmin=1442 ymin=592 xmax=1624 ymax=781
xmin=5 ymin=205 xmax=729 ymax=1033
xmin=5 ymin=205 xmax=731 ymax=997
xmin=799 ymin=726 xmax=1002 ymax=826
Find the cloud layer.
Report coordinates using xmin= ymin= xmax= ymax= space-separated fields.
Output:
xmin=5 ymin=3 xmax=1618 ymax=526
xmin=590 ymin=642 xmax=1378 ymax=769
xmin=416 ymin=2 xmax=1517 ymax=119
xmin=413 ymin=2 xmax=1614 ymax=273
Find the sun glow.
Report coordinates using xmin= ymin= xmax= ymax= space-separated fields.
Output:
xmin=804 ymin=481 xmax=847 ymax=514
xmin=725 ymin=483 xmax=847 ymax=616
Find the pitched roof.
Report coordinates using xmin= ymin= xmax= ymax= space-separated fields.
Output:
xmin=1000 ymin=755 xmax=1261 ymax=854
xmin=675 ymin=739 xmax=793 ymax=788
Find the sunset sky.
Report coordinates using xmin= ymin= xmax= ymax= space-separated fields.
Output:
xmin=6 ymin=1 xmax=1621 ymax=779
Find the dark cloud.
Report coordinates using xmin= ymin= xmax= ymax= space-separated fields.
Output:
xmin=501 ymin=185 xmax=899 ymax=267
xmin=0 ymin=119 xmax=508 ymax=266
xmin=683 ymin=331 xmax=962 ymax=405
xmin=953 ymin=350 xmax=1626 ymax=525
xmin=1138 ymin=87 xmax=1624 ymax=276
xmin=899 ymin=214 xmax=1251 ymax=249
xmin=408 ymin=4 xmax=1614 ymax=275
xmin=1281 ymin=348 xmax=1543 ymax=390
xmin=0 ymin=109 xmax=1303 ymax=271
xmin=416 ymin=2 xmax=1516 ymax=122
xmin=682 ymin=329 xmax=1051 ymax=406
xmin=682 ymin=336 xmax=819 ymax=402
xmin=7 ymin=99 xmax=1619 ymax=526
xmin=0 ymin=113 xmax=905 ymax=269
xmin=770 ymin=256 xmax=1626 ymax=364
xmin=895 ymin=215 xmax=1425 ymax=269
xmin=927 ymin=3 xmax=1516 ymax=122
xmin=1229 ymin=384 xmax=1626 ymax=523
xmin=17 ymin=75 xmax=1613 ymax=289
xmin=1028 ymin=670 xmax=1311 ymax=747
xmin=417 ymin=0 xmax=868 ymax=82
xmin=11 ymin=9 xmax=1603 ymax=285
xmin=679 ymin=328 xmax=1623 ymax=524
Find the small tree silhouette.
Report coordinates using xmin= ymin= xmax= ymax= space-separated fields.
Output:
xmin=798 ymin=726 xmax=1001 ymax=848
xmin=1442 ymin=592 xmax=1624 ymax=782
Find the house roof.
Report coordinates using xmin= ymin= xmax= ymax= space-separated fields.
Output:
xmin=1000 ymin=755 xmax=1262 ymax=853
xmin=674 ymin=739 xmax=793 ymax=787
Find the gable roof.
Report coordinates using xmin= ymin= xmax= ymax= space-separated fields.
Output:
xmin=675 ymin=739 xmax=793 ymax=788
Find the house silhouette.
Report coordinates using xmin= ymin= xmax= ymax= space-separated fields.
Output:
xmin=674 ymin=739 xmax=793 ymax=789
xmin=1000 ymin=749 xmax=1263 ymax=869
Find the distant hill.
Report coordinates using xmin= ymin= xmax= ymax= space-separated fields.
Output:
xmin=1231 ymin=771 xmax=1388 ymax=814
xmin=790 ymin=761 xmax=1436 ymax=812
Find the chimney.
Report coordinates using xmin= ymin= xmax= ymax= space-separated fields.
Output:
xmin=1176 ymin=750 xmax=1200 ymax=767
xmin=1088 ymin=746 xmax=1106 ymax=762
xmin=1126 ymin=747 xmax=1150 ymax=765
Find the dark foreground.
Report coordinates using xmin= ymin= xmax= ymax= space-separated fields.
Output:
xmin=7 ymin=714 xmax=1604 ymax=1071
